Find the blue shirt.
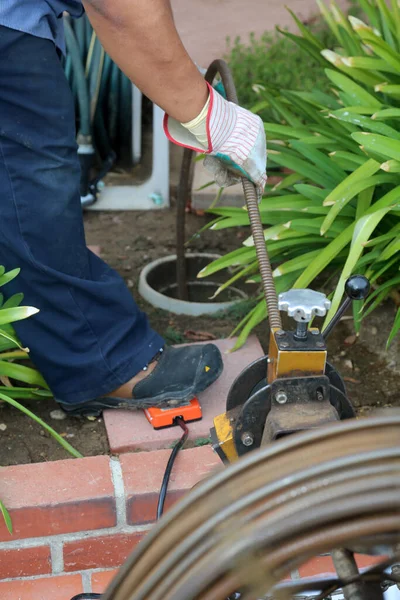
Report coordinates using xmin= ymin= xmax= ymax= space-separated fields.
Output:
xmin=0 ymin=1 xmax=84 ymax=51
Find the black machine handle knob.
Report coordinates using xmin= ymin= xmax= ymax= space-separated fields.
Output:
xmin=344 ymin=274 xmax=371 ymax=301
xmin=323 ymin=275 xmax=371 ymax=340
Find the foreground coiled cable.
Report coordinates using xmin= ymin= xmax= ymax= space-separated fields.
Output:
xmin=176 ymin=60 xmax=282 ymax=330
xmin=100 ymin=412 xmax=400 ymax=599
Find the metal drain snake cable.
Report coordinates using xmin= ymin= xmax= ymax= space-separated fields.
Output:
xmin=204 ymin=60 xmax=281 ymax=331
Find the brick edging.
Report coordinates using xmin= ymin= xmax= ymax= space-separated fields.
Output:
xmin=0 ymin=446 xmax=220 ymax=585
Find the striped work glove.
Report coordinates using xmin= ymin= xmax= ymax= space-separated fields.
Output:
xmin=163 ymin=83 xmax=267 ymax=199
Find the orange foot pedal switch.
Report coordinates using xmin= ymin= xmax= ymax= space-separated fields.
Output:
xmin=144 ymin=398 xmax=202 ymax=429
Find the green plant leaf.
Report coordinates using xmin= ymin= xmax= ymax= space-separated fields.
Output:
xmin=376 ymin=0 xmax=397 ymax=47
xmin=259 ymin=194 xmax=322 ymax=212
xmin=317 ymin=0 xmax=341 ymax=39
xmin=0 ymin=361 xmax=49 ymax=389
xmin=372 ymin=108 xmax=400 ymax=120
xmin=290 ymin=216 xmax=353 ymax=237
xmin=367 ymin=254 xmax=399 ymax=283
xmin=250 ymin=100 xmax=270 ymax=114
xmin=276 ymin=28 xmax=328 ymax=66
xmin=281 ymin=90 xmax=330 ymax=126
xmin=2 ymin=293 xmax=24 ymax=309
xmin=267 ymin=150 xmax=337 ymax=188
xmin=390 ymin=0 xmax=400 ymax=46
xmin=310 ymin=124 xmax=361 ymax=152
xmin=322 ymin=174 xmax=392 ymax=234
xmin=352 ymin=132 xmax=400 ymax=161
xmin=257 ymin=91 xmax=305 ymax=129
xmin=322 ymin=51 xmax=383 ymax=87
xmin=211 ymin=262 xmax=258 ymax=299
xmin=195 ymin=181 xmax=215 ymax=192
xmin=371 ymin=185 xmax=400 ymax=211
xmin=290 ymin=140 xmax=347 ymax=183
xmin=198 ymin=247 xmax=256 ymax=278
xmin=358 ymin=35 xmax=400 ymax=71
xmin=365 ymin=274 xmax=400 ymax=306
xmin=356 ymin=186 xmax=375 ymax=219
xmin=272 ymin=172 xmax=304 ymax=192
xmin=273 ymin=249 xmax=323 ymax=276
xmin=352 ymin=298 xmax=364 ymax=335
xmin=0 ymin=328 xmax=26 ymax=352
xmin=0 ymin=306 xmax=39 ymax=326
xmin=294 ymin=224 xmax=354 ymax=289
xmin=287 ymin=6 xmax=325 ymax=49
xmin=380 ymin=159 xmax=400 ymax=173
xmin=328 ymin=151 xmax=367 ymax=170
xmin=295 ymin=89 xmax=341 ymax=110
xmin=0 ymin=269 xmax=20 ymax=288
xmin=387 ymin=307 xmax=400 ymax=347
xmin=374 ymin=83 xmax=400 ymax=97
xmin=324 ymin=69 xmax=381 ymax=107
xmin=331 ymin=109 xmax=400 ymax=140
xmin=0 ymin=386 xmax=53 ymax=400
xmin=0 ymin=392 xmax=82 ymax=459
xmin=343 ymin=56 xmax=399 ymax=73
xmin=362 ymin=288 xmax=392 ymax=320
xmin=244 ymin=224 xmax=289 ymax=246
xmin=364 ymin=223 xmax=400 ymax=248
xmin=376 ymin=236 xmax=400 ymax=261
xmin=294 ymin=184 xmax=329 ymax=203
xmin=324 ymin=206 xmax=395 ymax=326
xmin=264 ymin=123 xmax=308 ymax=139
xmin=0 ymin=500 xmax=12 ymax=534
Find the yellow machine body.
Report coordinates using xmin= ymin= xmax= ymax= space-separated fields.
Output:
xmin=212 ymin=328 xmax=327 ymax=464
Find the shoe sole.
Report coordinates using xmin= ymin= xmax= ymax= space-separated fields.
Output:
xmin=60 ymin=356 xmax=223 ymax=417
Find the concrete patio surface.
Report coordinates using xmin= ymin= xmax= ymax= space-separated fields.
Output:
xmin=171 ymin=0 xmax=349 ymax=65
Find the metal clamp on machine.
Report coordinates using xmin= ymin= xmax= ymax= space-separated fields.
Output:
xmin=211 ymin=275 xmax=370 ymax=465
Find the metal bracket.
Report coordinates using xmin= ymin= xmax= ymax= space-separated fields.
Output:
xmin=261 ymin=375 xmax=339 ymax=445
xmin=274 ymin=330 xmax=327 ymax=352
xmin=87 ymin=87 xmax=170 ymax=211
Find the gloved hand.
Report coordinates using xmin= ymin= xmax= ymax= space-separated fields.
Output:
xmin=163 ymin=83 xmax=267 ymax=199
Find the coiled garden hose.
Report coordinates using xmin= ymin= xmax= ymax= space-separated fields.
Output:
xmin=176 ymin=60 xmax=282 ymax=331
xmin=63 ymin=14 xmax=132 ymax=205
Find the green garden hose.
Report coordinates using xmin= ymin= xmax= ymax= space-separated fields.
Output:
xmin=63 ymin=17 xmax=91 ymax=139
xmin=62 ymin=14 xmax=133 ymax=205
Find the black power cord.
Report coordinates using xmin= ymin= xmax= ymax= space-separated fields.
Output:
xmin=71 ymin=594 xmax=102 ymax=599
xmin=70 ymin=418 xmax=189 ymax=600
xmin=156 ymin=416 xmax=189 ymax=520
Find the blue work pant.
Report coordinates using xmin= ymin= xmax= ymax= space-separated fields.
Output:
xmin=0 ymin=25 xmax=164 ymax=403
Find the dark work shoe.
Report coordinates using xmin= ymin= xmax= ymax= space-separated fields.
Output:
xmin=58 ymin=344 xmax=223 ymax=417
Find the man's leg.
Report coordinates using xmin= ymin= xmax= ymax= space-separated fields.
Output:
xmin=0 ymin=25 xmax=163 ymax=404
xmin=0 ymin=25 xmax=222 ymax=409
